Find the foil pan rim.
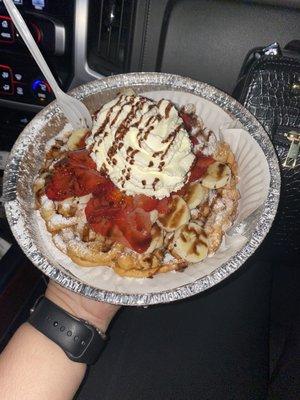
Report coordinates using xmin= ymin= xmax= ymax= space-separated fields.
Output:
xmin=3 ymin=72 xmax=281 ymax=305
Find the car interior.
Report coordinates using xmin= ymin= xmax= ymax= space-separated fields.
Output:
xmin=0 ymin=1 xmax=299 ymax=399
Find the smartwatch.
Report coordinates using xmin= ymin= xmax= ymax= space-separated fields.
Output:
xmin=28 ymin=297 xmax=107 ymax=365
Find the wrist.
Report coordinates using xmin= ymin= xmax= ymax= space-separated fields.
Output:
xmin=44 ymin=293 xmax=104 ymax=332
xmin=28 ymin=297 xmax=108 ymax=365
xmin=45 ymin=282 xmax=119 ymax=333
xmin=45 ymin=295 xmax=108 ymax=334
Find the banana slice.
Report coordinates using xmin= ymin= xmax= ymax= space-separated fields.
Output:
xmin=67 ymin=128 xmax=89 ymax=150
xmin=171 ymin=222 xmax=208 ymax=263
xmin=158 ymin=196 xmax=190 ymax=232
xmin=200 ymin=162 xmax=231 ymax=189
xmin=145 ymin=224 xmax=164 ymax=254
xmin=184 ymin=182 xmax=209 ymax=209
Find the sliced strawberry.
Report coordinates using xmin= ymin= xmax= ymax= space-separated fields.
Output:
xmin=86 ymin=196 xmax=152 ymax=253
xmin=190 ymin=136 xmax=198 ymax=146
xmin=46 ymin=167 xmax=105 ymax=200
xmin=132 ymin=194 xmax=172 ymax=214
xmin=156 ymin=197 xmax=171 ymax=214
xmin=85 ymin=194 xmax=124 ymax=238
xmin=77 ymin=131 xmax=91 ymax=149
xmin=180 ymin=111 xmax=193 ymax=132
xmin=93 ymin=180 xmax=134 ymax=209
xmin=117 ymin=208 xmax=152 ymax=253
xmin=67 ymin=149 xmax=96 ymax=170
xmin=134 ymin=194 xmax=158 ymax=212
xmin=110 ymin=224 xmax=132 ymax=249
xmin=45 ymin=164 xmax=74 ymax=201
xmin=110 ymin=187 xmax=127 ymax=205
xmin=45 ymin=150 xmax=106 ymax=201
xmin=85 ymin=197 xmax=122 ymax=223
xmin=189 ymin=154 xmax=215 ymax=183
xmin=133 ymin=208 xmax=152 ymax=232
xmin=89 ymin=219 xmax=113 ymax=237
xmin=174 ymin=183 xmax=189 ymax=197
xmin=92 ymin=180 xmax=115 ymax=197
xmin=73 ymin=168 xmax=107 ymax=197
xmin=85 ymin=197 xmax=101 ymax=223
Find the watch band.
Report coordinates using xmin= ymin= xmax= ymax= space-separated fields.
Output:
xmin=28 ymin=297 xmax=107 ymax=365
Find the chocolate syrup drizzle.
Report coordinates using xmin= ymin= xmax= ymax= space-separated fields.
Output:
xmin=91 ymin=94 xmax=187 ymax=191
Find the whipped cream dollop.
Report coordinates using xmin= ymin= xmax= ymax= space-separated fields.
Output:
xmin=87 ymin=93 xmax=195 ymax=199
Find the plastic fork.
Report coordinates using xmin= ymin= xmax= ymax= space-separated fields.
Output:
xmin=3 ymin=0 xmax=92 ymax=129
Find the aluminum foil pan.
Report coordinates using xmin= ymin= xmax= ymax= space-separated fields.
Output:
xmin=3 ymin=73 xmax=281 ymax=305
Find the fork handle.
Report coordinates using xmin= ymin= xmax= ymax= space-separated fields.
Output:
xmin=3 ymin=0 xmax=62 ymax=97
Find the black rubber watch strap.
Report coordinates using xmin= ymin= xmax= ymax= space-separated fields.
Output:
xmin=28 ymin=297 xmax=106 ymax=365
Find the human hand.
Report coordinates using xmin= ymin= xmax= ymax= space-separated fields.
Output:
xmin=45 ymin=280 xmax=120 ymax=332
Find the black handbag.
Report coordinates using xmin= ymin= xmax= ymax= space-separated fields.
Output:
xmin=233 ymin=42 xmax=300 ymax=260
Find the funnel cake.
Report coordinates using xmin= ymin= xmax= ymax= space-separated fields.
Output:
xmin=34 ymin=92 xmax=239 ymax=278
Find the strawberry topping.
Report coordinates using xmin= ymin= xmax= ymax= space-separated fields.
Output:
xmin=44 ymin=136 xmax=215 ymax=253
xmin=77 ymin=131 xmax=91 ymax=149
xmin=155 ymin=197 xmax=171 ymax=214
xmin=85 ymin=183 xmax=169 ymax=253
xmin=189 ymin=153 xmax=214 ymax=183
xmin=116 ymin=209 xmax=152 ymax=253
xmin=190 ymin=136 xmax=199 ymax=146
xmin=133 ymin=194 xmax=170 ymax=214
xmin=85 ymin=198 xmax=153 ymax=253
xmin=180 ymin=111 xmax=193 ymax=132
xmin=45 ymin=150 xmax=106 ymax=201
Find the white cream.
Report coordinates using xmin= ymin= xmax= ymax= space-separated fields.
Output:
xmin=87 ymin=94 xmax=195 ymax=199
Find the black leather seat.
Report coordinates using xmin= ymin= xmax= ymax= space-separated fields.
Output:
xmin=136 ymin=0 xmax=300 ymax=94
xmin=76 ymin=258 xmax=272 ymax=400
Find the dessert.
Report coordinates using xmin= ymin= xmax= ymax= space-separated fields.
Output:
xmin=34 ymin=91 xmax=239 ymax=278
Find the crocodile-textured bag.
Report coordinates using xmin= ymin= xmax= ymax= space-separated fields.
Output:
xmin=233 ymin=42 xmax=300 ymax=260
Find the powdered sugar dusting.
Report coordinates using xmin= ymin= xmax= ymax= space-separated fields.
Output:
xmin=163 ymin=252 xmax=175 ymax=263
xmin=45 ymin=122 xmax=74 ymax=151
xmin=53 ymin=234 xmax=67 ymax=253
xmin=194 ymin=130 xmax=217 ymax=155
xmin=48 ymin=214 xmax=77 ymax=231
xmin=41 ymin=195 xmax=54 ymax=211
xmin=61 ymin=228 xmax=75 ymax=241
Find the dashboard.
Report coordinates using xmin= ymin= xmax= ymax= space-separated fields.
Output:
xmin=0 ymin=0 xmax=74 ymax=107
xmin=1 ymin=0 xmax=299 ymax=110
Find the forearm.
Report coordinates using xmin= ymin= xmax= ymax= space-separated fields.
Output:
xmin=0 ymin=323 xmax=86 ymax=400
xmin=0 ymin=282 xmax=119 ymax=400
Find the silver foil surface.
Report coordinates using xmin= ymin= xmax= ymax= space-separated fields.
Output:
xmin=3 ymin=73 xmax=281 ymax=305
